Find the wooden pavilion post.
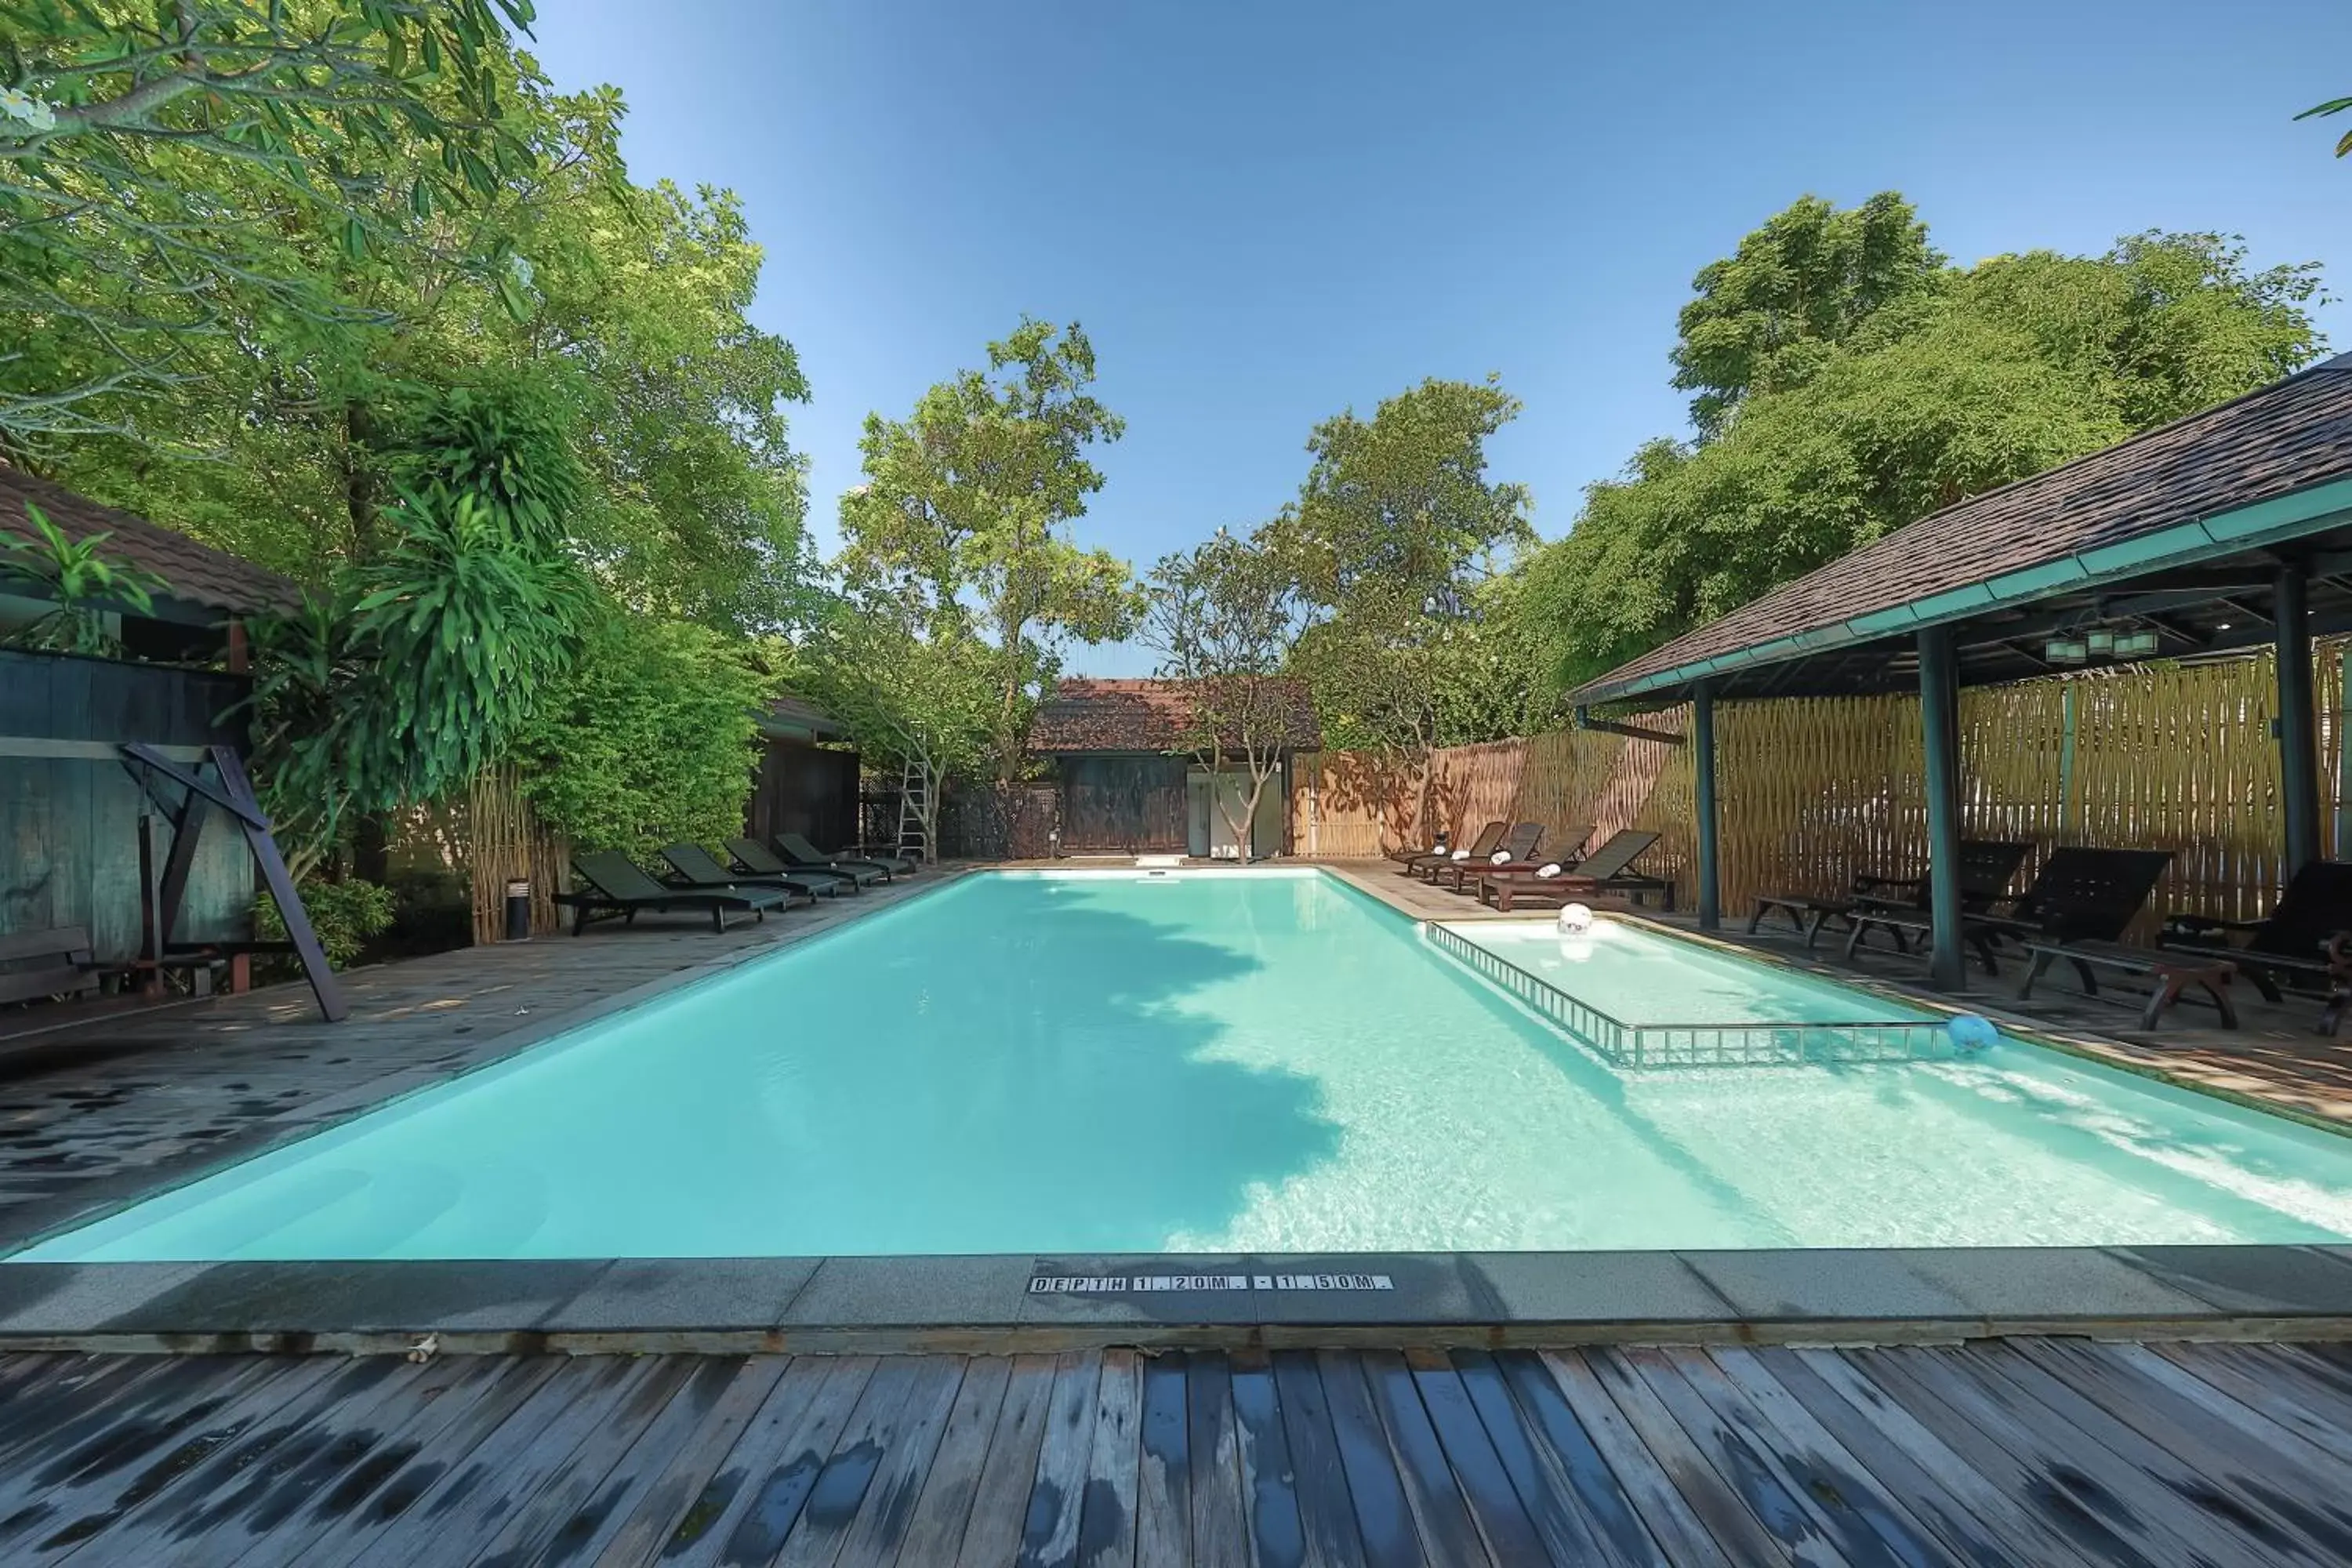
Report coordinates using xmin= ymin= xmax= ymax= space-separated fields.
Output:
xmin=1918 ymin=625 xmax=1966 ymax=991
xmin=2275 ymin=561 xmax=2322 ymax=877
xmin=1693 ymin=681 xmax=1721 ymax=930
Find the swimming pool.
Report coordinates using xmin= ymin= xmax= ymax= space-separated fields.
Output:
xmin=16 ymin=868 xmax=2352 ymax=1261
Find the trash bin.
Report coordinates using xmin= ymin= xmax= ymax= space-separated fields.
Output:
xmin=504 ymin=879 xmax=532 ymax=942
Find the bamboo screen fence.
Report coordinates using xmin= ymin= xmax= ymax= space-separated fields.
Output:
xmin=463 ymin=765 xmax=569 ymax=942
xmin=1292 ymin=643 xmax=2352 ymax=926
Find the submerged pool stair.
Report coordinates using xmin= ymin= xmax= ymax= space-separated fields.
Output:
xmin=1425 ymin=923 xmax=1958 ymax=1069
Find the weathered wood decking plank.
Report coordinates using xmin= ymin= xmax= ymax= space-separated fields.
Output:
xmin=0 ymin=1341 xmax=2343 ymax=1566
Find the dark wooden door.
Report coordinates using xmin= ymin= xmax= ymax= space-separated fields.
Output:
xmin=1060 ymin=755 xmax=1189 ymax=852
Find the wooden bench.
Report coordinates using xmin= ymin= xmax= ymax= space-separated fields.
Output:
xmin=2016 ymin=939 xmax=2238 ymax=1029
xmin=0 ymin=927 xmax=100 ymax=1007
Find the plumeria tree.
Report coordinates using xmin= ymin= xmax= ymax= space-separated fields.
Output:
xmin=1144 ymin=531 xmax=1309 ymax=858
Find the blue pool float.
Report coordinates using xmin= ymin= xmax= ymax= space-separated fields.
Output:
xmin=1946 ymin=1013 xmax=1999 ymax=1052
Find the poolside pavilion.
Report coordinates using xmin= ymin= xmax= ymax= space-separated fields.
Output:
xmin=1569 ymin=351 xmax=2352 ymax=990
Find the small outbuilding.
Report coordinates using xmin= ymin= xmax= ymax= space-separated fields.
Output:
xmin=1027 ymin=677 xmax=1323 ymax=858
xmin=746 ymin=694 xmax=860 ymax=853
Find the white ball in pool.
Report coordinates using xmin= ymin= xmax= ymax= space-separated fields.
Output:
xmin=1947 ymin=1013 xmax=1999 ymax=1051
xmin=1556 ymin=902 xmax=1594 ymax=935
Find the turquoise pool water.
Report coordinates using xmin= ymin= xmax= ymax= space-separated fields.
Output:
xmin=18 ymin=869 xmax=2352 ymax=1260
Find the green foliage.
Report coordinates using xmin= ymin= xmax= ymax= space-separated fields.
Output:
xmin=27 ymin=53 xmax=811 ymax=633
xmin=508 ymin=612 xmax=777 ymax=855
xmin=1265 ymin=376 xmax=1533 ymax=765
xmin=794 ymin=595 xmax=998 ymax=851
xmin=1672 ymin=193 xmax=1944 ymax=437
xmin=2299 ymin=94 xmax=2352 ymax=157
xmin=0 ymin=500 xmax=169 ymax=655
xmin=1518 ymin=212 xmax=2328 ymax=688
xmin=837 ymin=318 xmax=1140 ymax=777
xmin=1143 ymin=532 xmax=1307 ymax=854
xmin=0 ymin=0 xmax=540 ymax=445
xmin=245 ymin=477 xmax=587 ymax=866
xmin=257 ymin=878 xmax=397 ymax=969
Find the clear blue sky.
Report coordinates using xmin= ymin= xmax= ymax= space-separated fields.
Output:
xmin=529 ymin=0 xmax=2352 ymax=673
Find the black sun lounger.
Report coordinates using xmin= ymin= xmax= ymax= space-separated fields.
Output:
xmin=724 ymin=837 xmax=858 ymax=895
xmin=1434 ymin=822 xmax=1546 ymax=891
xmin=554 ymin=851 xmax=795 ymax=935
xmin=660 ymin=844 xmax=837 ymax=901
xmin=2160 ymin=858 xmax=2352 ymax=1033
xmin=1475 ymin=829 xmax=1670 ymax=910
xmin=1401 ymin=820 xmax=1504 ymax=878
xmin=1751 ymin=840 xmax=2029 ymax=948
xmin=771 ymin=833 xmax=893 ymax=885
xmin=1845 ymin=846 xmax=2173 ymax=977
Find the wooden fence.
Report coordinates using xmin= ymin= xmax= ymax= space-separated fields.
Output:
xmin=1293 ymin=644 xmax=2352 ymax=925
xmin=463 ymin=765 xmax=569 ymax=942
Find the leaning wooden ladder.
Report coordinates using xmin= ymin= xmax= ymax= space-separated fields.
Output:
xmin=117 ymin=742 xmax=349 ymax=1022
xmin=895 ymin=756 xmax=929 ymax=862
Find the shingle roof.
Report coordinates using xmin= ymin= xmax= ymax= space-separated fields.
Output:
xmin=0 ymin=467 xmax=302 ymax=615
xmin=760 ymin=691 xmax=845 ymax=740
xmin=1570 ymin=356 xmax=2352 ymax=702
xmin=1029 ymin=677 xmax=1323 ymax=753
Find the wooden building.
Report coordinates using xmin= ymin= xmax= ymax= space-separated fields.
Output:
xmin=1027 ymin=678 xmax=1322 ymax=858
xmin=745 ymin=693 xmax=860 ymax=852
xmin=1 ymin=470 xmax=301 ymax=968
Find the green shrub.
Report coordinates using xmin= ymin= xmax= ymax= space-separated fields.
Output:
xmin=508 ymin=613 xmax=777 ymax=856
xmin=257 ymin=878 xmax=397 ymax=969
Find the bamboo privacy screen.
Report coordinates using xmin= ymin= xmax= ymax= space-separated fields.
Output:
xmin=465 ymin=765 xmax=568 ymax=942
xmin=1294 ymin=641 xmax=2352 ymax=925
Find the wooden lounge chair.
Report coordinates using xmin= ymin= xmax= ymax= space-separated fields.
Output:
xmin=1475 ymin=829 xmax=1671 ymax=911
xmin=554 ymin=851 xmax=795 ymax=935
xmin=725 ymin=837 xmax=859 ymax=896
xmin=1750 ymin=840 xmax=2030 ymax=948
xmin=659 ymin=844 xmax=833 ymax=902
xmin=2159 ymin=858 xmax=2352 ymax=1032
xmin=1470 ymin=824 xmax=1597 ymax=888
xmin=1432 ymin=822 xmax=1545 ymax=891
xmin=1845 ymin=846 xmax=2174 ymax=977
xmin=0 ymin=927 xmax=100 ymax=1007
xmin=774 ymin=833 xmax=897 ymax=884
xmin=1401 ymin=820 xmax=1504 ymax=878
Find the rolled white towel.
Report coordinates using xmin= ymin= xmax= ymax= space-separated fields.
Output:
xmin=1490 ymin=849 xmax=1512 ymax=864
xmin=1450 ymin=848 xmax=1471 ymax=861
xmin=1536 ymin=862 xmax=1563 ymax=878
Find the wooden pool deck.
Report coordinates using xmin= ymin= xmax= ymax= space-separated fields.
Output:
xmin=6 ymin=1338 xmax=2352 ymax=1566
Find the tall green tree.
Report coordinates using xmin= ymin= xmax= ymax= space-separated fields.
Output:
xmin=1142 ymin=531 xmax=1308 ymax=858
xmin=0 ymin=0 xmax=538 ymax=447
xmin=25 ymin=57 xmax=811 ymax=632
xmin=837 ymin=318 xmax=1139 ymax=778
xmin=1671 ymin=192 xmax=1944 ymax=437
xmin=1265 ymin=376 xmax=1531 ymax=786
xmin=794 ymin=596 xmax=997 ymax=855
xmin=1518 ymin=211 xmax=2327 ymax=689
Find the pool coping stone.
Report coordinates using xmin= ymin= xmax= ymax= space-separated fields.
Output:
xmin=6 ymin=1243 xmax=2352 ymax=1351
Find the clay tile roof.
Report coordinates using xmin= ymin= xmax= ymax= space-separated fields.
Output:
xmin=0 ymin=466 xmax=303 ymax=616
xmin=1029 ymin=677 xmax=1323 ymax=753
xmin=1570 ymin=356 xmax=2352 ymax=703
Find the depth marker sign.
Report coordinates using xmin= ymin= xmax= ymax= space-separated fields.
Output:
xmin=1027 ymin=1272 xmax=1393 ymax=1294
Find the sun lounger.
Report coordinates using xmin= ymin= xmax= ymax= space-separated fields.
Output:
xmin=659 ymin=844 xmax=835 ymax=902
xmin=2160 ymin=859 xmax=2352 ymax=1031
xmin=1475 ymin=829 xmax=1670 ymax=910
xmin=1470 ymin=824 xmax=1597 ymax=888
xmin=774 ymin=833 xmax=896 ymax=884
xmin=1845 ymin=846 xmax=2173 ymax=977
xmin=724 ymin=837 xmax=858 ymax=895
xmin=1751 ymin=840 xmax=2029 ymax=948
xmin=1401 ymin=820 xmax=1504 ymax=878
xmin=1431 ymin=822 xmax=1545 ymax=891
xmin=554 ymin=851 xmax=795 ymax=935
xmin=2015 ymin=939 xmax=2238 ymax=1028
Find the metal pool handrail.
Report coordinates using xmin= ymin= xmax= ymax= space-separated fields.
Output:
xmin=1423 ymin=924 xmax=1958 ymax=1070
